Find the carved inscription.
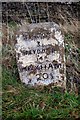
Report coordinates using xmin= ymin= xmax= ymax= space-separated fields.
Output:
xmin=15 ymin=22 xmax=66 ymax=87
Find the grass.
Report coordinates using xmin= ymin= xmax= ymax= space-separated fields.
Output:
xmin=2 ymin=66 xmax=80 ymax=120
xmin=8 ymin=21 xmax=17 ymax=29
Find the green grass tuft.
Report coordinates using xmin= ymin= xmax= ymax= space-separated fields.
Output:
xmin=2 ymin=67 xmax=80 ymax=120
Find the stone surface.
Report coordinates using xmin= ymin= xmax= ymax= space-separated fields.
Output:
xmin=15 ymin=22 xmax=66 ymax=87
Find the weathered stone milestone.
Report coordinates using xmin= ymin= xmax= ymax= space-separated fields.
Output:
xmin=15 ymin=22 xmax=66 ymax=87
